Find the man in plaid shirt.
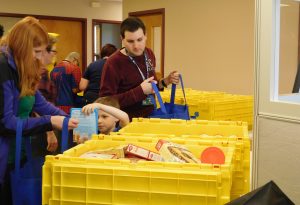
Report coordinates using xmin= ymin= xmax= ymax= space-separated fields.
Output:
xmin=50 ymin=52 xmax=82 ymax=114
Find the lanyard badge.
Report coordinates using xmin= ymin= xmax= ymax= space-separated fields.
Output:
xmin=142 ymin=96 xmax=154 ymax=106
xmin=126 ymin=49 xmax=154 ymax=80
xmin=126 ymin=49 xmax=154 ymax=106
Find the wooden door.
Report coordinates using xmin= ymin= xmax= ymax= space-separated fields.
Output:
xmin=130 ymin=10 xmax=164 ymax=79
xmin=39 ymin=19 xmax=83 ymax=71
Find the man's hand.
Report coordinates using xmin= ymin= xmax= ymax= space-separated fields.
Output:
xmin=141 ymin=76 xmax=157 ymax=95
xmin=164 ymin=71 xmax=180 ymax=85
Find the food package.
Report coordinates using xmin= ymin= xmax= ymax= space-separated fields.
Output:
xmin=80 ymin=153 xmax=117 ymax=159
xmin=126 ymin=144 xmax=164 ymax=161
xmin=80 ymin=145 xmax=126 ymax=159
xmin=125 ymin=153 xmax=147 ymax=163
xmin=155 ymin=139 xmax=200 ymax=163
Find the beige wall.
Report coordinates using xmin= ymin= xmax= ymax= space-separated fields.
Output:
xmin=123 ymin=0 xmax=255 ymax=95
xmin=0 ymin=0 xmax=256 ymax=94
xmin=0 ymin=0 xmax=122 ymax=64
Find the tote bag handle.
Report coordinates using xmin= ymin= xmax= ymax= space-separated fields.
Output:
xmin=170 ymin=74 xmax=188 ymax=112
xmin=15 ymin=117 xmax=70 ymax=178
xmin=61 ymin=117 xmax=70 ymax=152
xmin=150 ymin=82 xmax=167 ymax=113
xmin=14 ymin=119 xmax=23 ymax=179
xmin=150 ymin=74 xmax=187 ymax=112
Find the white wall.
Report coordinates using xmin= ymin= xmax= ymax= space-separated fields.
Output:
xmin=0 ymin=0 xmax=122 ymax=64
xmin=257 ymin=117 xmax=300 ymax=204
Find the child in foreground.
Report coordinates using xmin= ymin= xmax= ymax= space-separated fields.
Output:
xmin=82 ymin=96 xmax=129 ymax=135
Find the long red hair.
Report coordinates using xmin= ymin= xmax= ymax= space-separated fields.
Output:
xmin=1 ymin=16 xmax=48 ymax=96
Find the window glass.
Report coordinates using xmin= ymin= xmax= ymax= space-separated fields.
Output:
xmin=278 ymin=0 xmax=300 ymax=103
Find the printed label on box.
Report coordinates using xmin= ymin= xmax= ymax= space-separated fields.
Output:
xmin=71 ymin=108 xmax=98 ymax=143
xmin=126 ymin=144 xmax=164 ymax=161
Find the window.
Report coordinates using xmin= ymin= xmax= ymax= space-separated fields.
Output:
xmin=276 ymin=0 xmax=300 ymax=103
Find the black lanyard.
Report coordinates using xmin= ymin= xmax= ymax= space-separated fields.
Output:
xmin=126 ymin=49 xmax=153 ymax=80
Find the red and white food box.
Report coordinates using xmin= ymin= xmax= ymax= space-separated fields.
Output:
xmin=126 ymin=144 xmax=164 ymax=162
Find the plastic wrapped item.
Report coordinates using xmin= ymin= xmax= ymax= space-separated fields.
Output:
xmin=80 ymin=145 xmax=126 ymax=159
xmin=155 ymin=139 xmax=200 ymax=163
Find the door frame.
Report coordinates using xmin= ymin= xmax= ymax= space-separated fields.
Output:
xmin=129 ymin=8 xmax=165 ymax=78
xmin=91 ymin=19 xmax=121 ymax=61
xmin=0 ymin=12 xmax=87 ymax=68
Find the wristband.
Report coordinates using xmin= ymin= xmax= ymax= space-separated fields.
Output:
xmin=161 ymin=79 xmax=167 ymax=88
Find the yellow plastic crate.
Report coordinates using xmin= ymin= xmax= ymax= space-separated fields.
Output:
xmin=119 ymin=118 xmax=249 ymax=139
xmin=159 ymin=89 xmax=253 ymax=129
xmin=111 ymin=132 xmax=250 ymax=199
xmin=118 ymin=118 xmax=250 ymax=199
xmin=187 ymin=97 xmax=253 ymax=127
xmin=43 ymin=135 xmax=235 ymax=205
xmin=174 ymin=136 xmax=250 ymax=200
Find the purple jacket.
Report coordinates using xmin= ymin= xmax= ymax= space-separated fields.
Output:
xmin=0 ymin=50 xmax=67 ymax=184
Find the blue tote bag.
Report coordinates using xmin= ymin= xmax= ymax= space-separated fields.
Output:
xmin=149 ymin=75 xmax=190 ymax=120
xmin=10 ymin=117 xmax=70 ymax=205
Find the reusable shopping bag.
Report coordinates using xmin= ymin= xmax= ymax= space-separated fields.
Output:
xmin=10 ymin=117 xmax=70 ymax=205
xmin=149 ymin=75 xmax=190 ymax=120
xmin=225 ymin=180 xmax=295 ymax=205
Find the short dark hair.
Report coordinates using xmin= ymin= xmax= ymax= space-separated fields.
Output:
xmin=100 ymin=43 xmax=117 ymax=58
xmin=0 ymin=24 xmax=4 ymax=38
xmin=120 ymin=17 xmax=146 ymax=38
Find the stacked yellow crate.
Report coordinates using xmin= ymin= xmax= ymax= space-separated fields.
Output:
xmin=159 ymin=88 xmax=253 ymax=129
xmin=42 ymin=118 xmax=250 ymax=204
xmin=43 ymin=135 xmax=235 ymax=205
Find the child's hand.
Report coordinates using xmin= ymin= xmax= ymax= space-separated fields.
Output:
xmin=82 ymin=103 xmax=99 ymax=115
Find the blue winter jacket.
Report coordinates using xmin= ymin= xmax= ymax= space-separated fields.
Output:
xmin=0 ymin=50 xmax=67 ymax=184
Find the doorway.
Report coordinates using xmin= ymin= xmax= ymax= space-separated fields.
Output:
xmin=92 ymin=19 xmax=121 ymax=61
xmin=129 ymin=8 xmax=165 ymax=79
